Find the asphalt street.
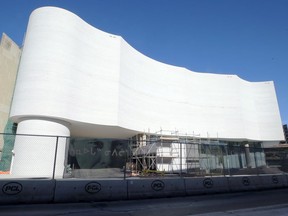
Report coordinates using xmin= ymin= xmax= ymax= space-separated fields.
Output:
xmin=1 ymin=188 xmax=288 ymax=216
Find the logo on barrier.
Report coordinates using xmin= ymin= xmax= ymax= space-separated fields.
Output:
xmin=151 ymin=180 xmax=165 ymax=191
xmin=85 ymin=182 xmax=101 ymax=194
xmin=203 ymin=178 xmax=213 ymax=188
xmin=2 ymin=182 xmax=23 ymax=195
xmin=242 ymin=177 xmax=250 ymax=186
xmin=272 ymin=176 xmax=279 ymax=184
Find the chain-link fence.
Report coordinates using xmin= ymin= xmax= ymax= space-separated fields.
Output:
xmin=0 ymin=133 xmax=69 ymax=178
xmin=0 ymin=133 xmax=286 ymax=179
xmin=129 ymin=138 xmax=278 ymax=177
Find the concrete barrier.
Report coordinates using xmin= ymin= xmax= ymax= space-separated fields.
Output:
xmin=185 ymin=176 xmax=229 ymax=195
xmin=1 ymin=174 xmax=288 ymax=204
xmin=53 ymin=179 xmax=127 ymax=203
xmin=0 ymin=178 xmax=55 ymax=204
xmin=127 ymin=178 xmax=185 ymax=200
xmin=228 ymin=175 xmax=260 ymax=192
xmin=258 ymin=174 xmax=287 ymax=189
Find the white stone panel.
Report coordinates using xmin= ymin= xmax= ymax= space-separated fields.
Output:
xmin=10 ymin=7 xmax=284 ymax=143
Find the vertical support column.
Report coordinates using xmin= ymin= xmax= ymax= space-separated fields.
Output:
xmin=11 ymin=119 xmax=70 ymax=178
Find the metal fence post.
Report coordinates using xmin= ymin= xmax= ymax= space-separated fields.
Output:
xmin=180 ymin=141 xmax=182 ymax=177
xmin=124 ymin=150 xmax=127 ymax=180
xmin=52 ymin=136 xmax=59 ymax=179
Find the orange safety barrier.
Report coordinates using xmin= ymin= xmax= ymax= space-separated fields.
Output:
xmin=0 ymin=171 xmax=10 ymax=174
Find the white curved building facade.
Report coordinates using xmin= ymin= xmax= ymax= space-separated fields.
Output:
xmin=9 ymin=7 xmax=284 ymax=177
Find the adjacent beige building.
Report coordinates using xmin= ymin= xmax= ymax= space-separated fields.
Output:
xmin=0 ymin=33 xmax=21 ymax=150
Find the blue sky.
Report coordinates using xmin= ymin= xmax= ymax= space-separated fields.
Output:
xmin=1 ymin=0 xmax=287 ymax=124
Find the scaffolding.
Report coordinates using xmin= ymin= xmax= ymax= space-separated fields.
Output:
xmin=130 ymin=130 xmax=211 ymax=176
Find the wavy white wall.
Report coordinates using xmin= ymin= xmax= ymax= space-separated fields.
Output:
xmin=119 ymin=41 xmax=283 ymax=141
xmin=10 ymin=7 xmax=121 ymax=129
xmin=10 ymin=7 xmax=284 ymax=142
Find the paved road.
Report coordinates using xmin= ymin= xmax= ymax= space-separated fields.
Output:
xmin=1 ymin=188 xmax=288 ymax=216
